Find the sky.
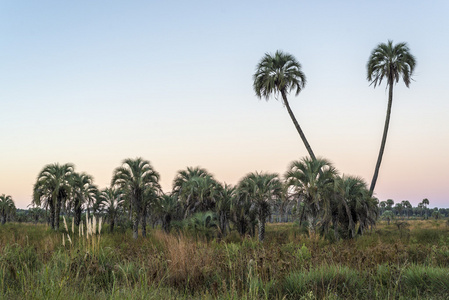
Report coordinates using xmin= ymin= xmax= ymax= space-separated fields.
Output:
xmin=1 ymin=1 xmax=448 ymax=209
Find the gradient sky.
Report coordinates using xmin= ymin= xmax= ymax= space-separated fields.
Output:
xmin=1 ymin=1 xmax=448 ymax=209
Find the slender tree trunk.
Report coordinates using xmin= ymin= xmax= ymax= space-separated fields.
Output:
xmin=141 ymin=211 xmax=147 ymax=238
xmin=49 ymin=200 xmax=55 ymax=229
xmin=370 ymin=81 xmax=394 ymax=193
xmin=132 ymin=211 xmax=139 ymax=239
xmin=75 ymin=199 xmax=81 ymax=226
xmin=258 ymin=216 xmax=265 ymax=242
xmin=281 ymin=91 xmax=317 ymax=161
xmin=55 ymin=197 xmax=62 ymax=231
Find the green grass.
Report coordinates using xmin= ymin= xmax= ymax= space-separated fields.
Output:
xmin=0 ymin=220 xmax=448 ymax=299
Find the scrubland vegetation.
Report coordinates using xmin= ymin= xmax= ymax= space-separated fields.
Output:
xmin=1 ymin=219 xmax=448 ymax=299
xmin=2 ymin=41 xmax=445 ymax=299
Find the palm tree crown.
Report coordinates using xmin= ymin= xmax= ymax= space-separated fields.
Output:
xmin=253 ymin=50 xmax=306 ymax=100
xmin=367 ymin=40 xmax=416 ymax=88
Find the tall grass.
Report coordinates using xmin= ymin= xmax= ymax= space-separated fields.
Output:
xmin=0 ymin=219 xmax=448 ymax=299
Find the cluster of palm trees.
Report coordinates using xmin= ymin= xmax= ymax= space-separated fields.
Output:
xmin=29 ymin=40 xmax=415 ymax=241
xmin=0 ymin=194 xmax=16 ymax=224
xmin=31 ymin=156 xmax=377 ymax=242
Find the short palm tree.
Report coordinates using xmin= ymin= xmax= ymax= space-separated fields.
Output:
xmin=99 ymin=187 xmax=124 ymax=233
xmin=33 ymin=163 xmax=74 ymax=230
xmin=70 ymin=172 xmax=98 ymax=226
xmin=367 ymin=40 xmax=416 ymax=193
xmin=253 ymin=50 xmax=316 ymax=160
xmin=153 ymin=193 xmax=180 ymax=233
xmin=237 ymin=172 xmax=282 ymax=241
xmin=172 ymin=167 xmax=218 ymax=218
xmin=111 ymin=157 xmax=160 ymax=239
xmin=215 ymin=183 xmax=235 ymax=238
xmin=285 ymin=157 xmax=337 ymax=236
xmin=0 ymin=194 xmax=15 ymax=224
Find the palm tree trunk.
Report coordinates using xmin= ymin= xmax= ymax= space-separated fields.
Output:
xmin=370 ymin=81 xmax=394 ymax=193
xmin=132 ymin=211 xmax=139 ymax=239
xmin=141 ymin=208 xmax=147 ymax=238
xmin=258 ymin=216 xmax=265 ymax=242
xmin=49 ymin=201 xmax=55 ymax=229
xmin=55 ymin=198 xmax=61 ymax=230
xmin=281 ymin=91 xmax=317 ymax=161
xmin=75 ymin=199 xmax=82 ymax=226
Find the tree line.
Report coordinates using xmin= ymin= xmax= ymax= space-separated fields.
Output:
xmin=29 ymin=156 xmax=379 ymax=242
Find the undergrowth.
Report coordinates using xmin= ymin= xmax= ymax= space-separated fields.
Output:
xmin=0 ymin=220 xmax=448 ymax=299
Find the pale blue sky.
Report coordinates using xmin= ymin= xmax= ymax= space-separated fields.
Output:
xmin=1 ymin=1 xmax=448 ymax=209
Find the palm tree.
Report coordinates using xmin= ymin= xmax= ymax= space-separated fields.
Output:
xmin=367 ymin=40 xmax=416 ymax=193
xmin=332 ymin=176 xmax=369 ymax=239
xmin=401 ymin=200 xmax=412 ymax=219
xmin=99 ymin=187 xmax=124 ymax=233
xmin=253 ymin=50 xmax=316 ymax=160
xmin=215 ymin=183 xmax=235 ymax=238
xmin=237 ymin=172 xmax=282 ymax=242
xmin=394 ymin=203 xmax=404 ymax=219
xmin=172 ymin=167 xmax=218 ymax=218
xmin=232 ymin=186 xmax=256 ymax=237
xmin=33 ymin=163 xmax=74 ymax=230
xmin=0 ymin=194 xmax=16 ymax=224
xmin=153 ymin=193 xmax=180 ymax=233
xmin=70 ymin=172 xmax=98 ymax=226
xmin=111 ymin=157 xmax=160 ymax=239
xmin=386 ymin=199 xmax=394 ymax=211
xmin=285 ymin=157 xmax=337 ymax=236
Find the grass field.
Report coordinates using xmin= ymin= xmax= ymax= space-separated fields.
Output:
xmin=1 ymin=220 xmax=448 ymax=299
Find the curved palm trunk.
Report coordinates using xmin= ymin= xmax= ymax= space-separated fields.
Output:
xmin=281 ymin=91 xmax=317 ymax=161
xmin=370 ymin=81 xmax=394 ymax=193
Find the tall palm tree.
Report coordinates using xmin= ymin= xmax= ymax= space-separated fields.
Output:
xmin=33 ymin=163 xmax=74 ymax=230
xmin=0 ymin=194 xmax=15 ymax=224
xmin=367 ymin=40 xmax=416 ymax=193
xmin=253 ymin=50 xmax=316 ymax=160
xmin=111 ymin=157 xmax=160 ymax=239
xmin=237 ymin=172 xmax=282 ymax=242
xmin=285 ymin=157 xmax=337 ymax=236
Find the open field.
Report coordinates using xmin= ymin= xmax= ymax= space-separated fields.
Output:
xmin=1 ymin=220 xmax=449 ymax=299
